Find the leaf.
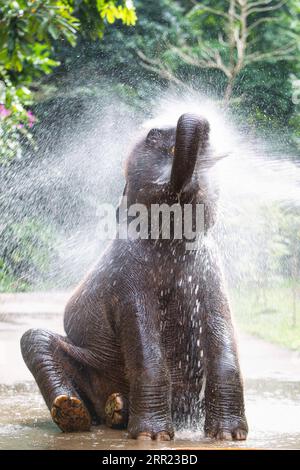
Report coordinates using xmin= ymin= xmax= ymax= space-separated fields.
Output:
xmin=48 ymin=24 xmax=59 ymax=40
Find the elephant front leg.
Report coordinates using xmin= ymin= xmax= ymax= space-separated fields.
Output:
xmin=121 ymin=298 xmax=174 ymax=441
xmin=128 ymin=367 xmax=173 ymax=441
xmin=203 ymin=317 xmax=248 ymax=440
xmin=202 ymin=281 xmax=248 ymax=440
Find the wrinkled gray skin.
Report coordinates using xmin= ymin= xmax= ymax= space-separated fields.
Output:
xmin=21 ymin=114 xmax=248 ymax=441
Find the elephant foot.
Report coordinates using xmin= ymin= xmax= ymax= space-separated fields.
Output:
xmin=137 ymin=431 xmax=172 ymax=441
xmin=129 ymin=415 xmax=174 ymax=441
xmin=105 ymin=393 xmax=128 ymax=429
xmin=51 ymin=395 xmax=91 ymax=432
xmin=205 ymin=419 xmax=248 ymax=441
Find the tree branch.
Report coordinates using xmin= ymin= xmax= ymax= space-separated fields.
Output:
xmin=136 ymin=49 xmax=187 ymax=87
xmin=189 ymin=1 xmax=238 ymax=20
xmin=247 ymin=16 xmax=279 ymax=33
xmin=245 ymin=43 xmax=297 ymax=63
xmin=171 ymin=45 xmax=232 ymax=79
xmin=247 ymin=0 xmax=288 ymax=16
xmin=214 ymin=49 xmax=233 ymax=78
xmin=246 ymin=0 xmax=274 ymax=8
xmin=218 ymin=32 xmax=227 ymax=47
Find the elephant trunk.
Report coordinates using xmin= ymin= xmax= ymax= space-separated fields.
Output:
xmin=170 ymin=113 xmax=209 ymax=193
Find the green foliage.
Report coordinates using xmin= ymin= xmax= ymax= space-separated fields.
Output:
xmin=0 ymin=258 xmax=23 ymax=292
xmin=0 ymin=1 xmax=78 ymax=76
xmin=55 ymin=0 xmax=299 ymax=141
xmin=0 ymin=0 xmax=137 ymax=162
xmin=0 ymin=218 xmax=57 ymax=292
xmin=0 ymin=0 xmax=78 ymax=162
xmin=227 ymin=202 xmax=300 ymax=348
xmin=99 ymin=0 xmax=137 ymax=26
xmin=66 ymin=1 xmax=137 ymax=40
xmin=0 ymin=0 xmax=299 ymax=299
xmin=0 ymin=67 xmax=35 ymax=162
xmin=277 ymin=206 xmax=300 ymax=276
xmin=224 ymin=202 xmax=300 ymax=285
xmin=52 ymin=1 xmax=188 ymax=106
xmin=232 ymin=282 xmax=300 ymax=351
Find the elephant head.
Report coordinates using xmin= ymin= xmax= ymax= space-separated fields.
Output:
xmin=119 ymin=113 xmax=221 ymax=234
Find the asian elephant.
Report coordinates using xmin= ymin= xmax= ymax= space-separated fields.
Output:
xmin=21 ymin=113 xmax=248 ymax=441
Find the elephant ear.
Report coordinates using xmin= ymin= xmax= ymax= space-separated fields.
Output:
xmin=146 ymin=128 xmax=163 ymax=148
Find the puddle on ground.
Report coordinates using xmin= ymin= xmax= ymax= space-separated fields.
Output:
xmin=0 ymin=313 xmax=300 ymax=450
xmin=0 ymin=379 xmax=299 ymax=450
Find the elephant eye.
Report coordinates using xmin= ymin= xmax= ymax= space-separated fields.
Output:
xmin=169 ymin=145 xmax=175 ymax=156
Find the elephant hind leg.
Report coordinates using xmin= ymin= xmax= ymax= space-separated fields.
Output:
xmin=51 ymin=395 xmax=90 ymax=432
xmin=105 ymin=393 xmax=129 ymax=429
xmin=20 ymin=328 xmax=92 ymax=432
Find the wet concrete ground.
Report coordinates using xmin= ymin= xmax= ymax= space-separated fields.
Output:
xmin=0 ymin=293 xmax=300 ymax=450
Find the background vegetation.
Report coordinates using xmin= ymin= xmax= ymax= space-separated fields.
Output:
xmin=0 ymin=1 xmax=299 ymax=349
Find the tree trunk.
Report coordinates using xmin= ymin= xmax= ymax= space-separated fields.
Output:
xmin=224 ymin=77 xmax=234 ymax=103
